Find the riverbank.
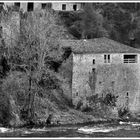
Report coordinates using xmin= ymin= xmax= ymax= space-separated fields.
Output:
xmin=8 ymin=111 xmax=140 ymax=130
xmin=8 ymin=114 xmax=126 ymax=130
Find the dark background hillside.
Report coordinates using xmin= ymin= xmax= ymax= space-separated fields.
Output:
xmin=59 ymin=3 xmax=140 ymax=48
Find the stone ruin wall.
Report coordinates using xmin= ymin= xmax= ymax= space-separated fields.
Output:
xmin=72 ymin=53 xmax=140 ymax=114
xmin=52 ymin=3 xmax=81 ymax=11
xmin=1 ymin=11 xmax=20 ymax=47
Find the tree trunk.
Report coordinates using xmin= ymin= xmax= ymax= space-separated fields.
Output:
xmin=27 ymin=76 xmax=35 ymax=123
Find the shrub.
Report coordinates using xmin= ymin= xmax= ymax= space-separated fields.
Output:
xmin=103 ymin=93 xmax=118 ymax=107
xmin=0 ymin=91 xmax=11 ymax=126
xmin=1 ymin=72 xmax=29 ymax=122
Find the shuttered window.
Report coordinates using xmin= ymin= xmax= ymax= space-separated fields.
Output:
xmin=104 ymin=54 xmax=110 ymax=63
xmin=62 ymin=4 xmax=66 ymax=10
xmin=123 ymin=55 xmax=137 ymax=63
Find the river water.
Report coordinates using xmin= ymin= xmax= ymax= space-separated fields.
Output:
xmin=1 ymin=121 xmax=140 ymax=137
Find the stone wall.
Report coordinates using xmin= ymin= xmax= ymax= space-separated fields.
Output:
xmin=1 ymin=12 xmax=20 ymax=47
xmin=4 ymin=2 xmax=81 ymax=12
xmin=4 ymin=2 xmax=14 ymax=7
xmin=72 ymin=53 xmax=140 ymax=114
xmin=20 ymin=3 xmax=28 ymax=12
xmin=59 ymin=54 xmax=73 ymax=101
xmin=20 ymin=3 xmax=42 ymax=12
xmin=52 ymin=3 xmax=81 ymax=11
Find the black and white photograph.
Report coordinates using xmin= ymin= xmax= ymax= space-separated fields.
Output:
xmin=0 ymin=1 xmax=140 ymax=138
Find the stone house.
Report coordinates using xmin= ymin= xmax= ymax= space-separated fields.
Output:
xmin=51 ymin=2 xmax=81 ymax=11
xmin=0 ymin=12 xmax=20 ymax=47
xmin=60 ymin=37 xmax=140 ymax=114
xmin=3 ymin=2 xmax=51 ymax=12
xmin=3 ymin=2 xmax=82 ymax=12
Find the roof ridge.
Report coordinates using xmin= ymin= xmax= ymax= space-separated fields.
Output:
xmin=60 ymin=37 xmax=140 ymax=54
xmin=102 ymin=37 xmax=140 ymax=52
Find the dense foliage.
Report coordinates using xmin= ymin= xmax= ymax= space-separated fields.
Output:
xmin=0 ymin=3 xmax=140 ymax=127
xmin=0 ymin=9 xmax=74 ymax=126
xmin=60 ymin=3 xmax=140 ymax=48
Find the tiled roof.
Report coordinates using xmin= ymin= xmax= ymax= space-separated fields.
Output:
xmin=60 ymin=37 xmax=140 ymax=54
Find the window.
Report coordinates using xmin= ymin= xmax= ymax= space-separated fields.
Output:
xmin=111 ymin=81 xmax=115 ymax=88
xmin=27 ymin=2 xmax=34 ymax=11
xmin=73 ymin=4 xmax=77 ymax=11
xmin=42 ymin=3 xmax=46 ymax=9
xmin=14 ymin=2 xmax=20 ymax=7
xmin=104 ymin=54 xmax=110 ymax=63
xmin=0 ymin=26 xmax=2 ymax=38
xmin=123 ymin=54 xmax=137 ymax=63
xmin=46 ymin=3 xmax=52 ymax=9
xmin=92 ymin=68 xmax=95 ymax=73
xmin=81 ymin=3 xmax=85 ymax=9
xmin=62 ymin=4 xmax=66 ymax=10
xmin=93 ymin=59 xmax=95 ymax=64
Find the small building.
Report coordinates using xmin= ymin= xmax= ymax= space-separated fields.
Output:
xmin=52 ymin=2 xmax=81 ymax=11
xmin=1 ymin=11 xmax=20 ymax=47
xmin=3 ymin=2 xmax=82 ymax=12
xmin=19 ymin=2 xmax=52 ymax=12
xmin=60 ymin=37 xmax=140 ymax=114
xmin=4 ymin=2 xmax=50 ymax=12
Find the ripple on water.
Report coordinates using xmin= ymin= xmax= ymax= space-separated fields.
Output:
xmin=31 ymin=128 xmax=48 ymax=132
xmin=0 ymin=127 xmax=14 ymax=133
xmin=77 ymin=126 xmax=122 ymax=134
xmin=78 ymin=121 xmax=140 ymax=135
xmin=119 ymin=121 xmax=140 ymax=126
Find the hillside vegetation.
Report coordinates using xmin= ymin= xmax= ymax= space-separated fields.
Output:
xmin=0 ymin=9 xmax=107 ymax=127
xmin=0 ymin=3 xmax=140 ymax=127
xmin=59 ymin=3 xmax=140 ymax=48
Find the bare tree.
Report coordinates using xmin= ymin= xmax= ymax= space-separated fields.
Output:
xmin=1 ymin=9 xmax=71 ymax=123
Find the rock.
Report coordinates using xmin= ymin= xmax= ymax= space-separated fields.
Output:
xmin=45 ymin=114 xmax=53 ymax=125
